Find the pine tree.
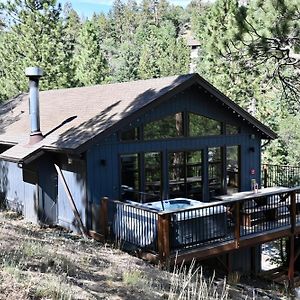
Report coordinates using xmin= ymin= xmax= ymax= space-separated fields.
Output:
xmin=0 ymin=0 xmax=69 ymax=100
xmin=62 ymin=3 xmax=81 ymax=87
xmin=235 ymin=0 xmax=300 ymax=106
xmin=138 ymin=21 xmax=189 ymax=79
xmin=194 ymin=0 xmax=281 ymax=123
xmin=74 ymin=19 xmax=108 ymax=86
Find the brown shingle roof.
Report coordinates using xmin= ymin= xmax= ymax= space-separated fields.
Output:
xmin=0 ymin=73 xmax=276 ymax=162
xmin=0 ymin=74 xmax=194 ymax=160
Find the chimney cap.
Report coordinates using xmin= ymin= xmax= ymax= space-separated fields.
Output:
xmin=25 ymin=67 xmax=43 ymax=78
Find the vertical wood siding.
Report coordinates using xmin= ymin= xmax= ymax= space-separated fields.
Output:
xmin=0 ymin=160 xmax=38 ymax=222
xmin=38 ymin=158 xmax=58 ymax=225
xmin=87 ymin=86 xmax=263 ymax=203
xmin=57 ymin=160 xmax=86 ymax=232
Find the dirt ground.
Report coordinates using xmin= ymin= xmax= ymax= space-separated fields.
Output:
xmin=0 ymin=211 xmax=172 ymax=299
xmin=0 ymin=210 xmax=292 ymax=299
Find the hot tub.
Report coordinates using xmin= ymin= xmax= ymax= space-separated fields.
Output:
xmin=144 ymin=198 xmax=227 ymax=247
xmin=113 ymin=198 xmax=227 ymax=248
xmin=143 ymin=198 xmax=202 ymax=211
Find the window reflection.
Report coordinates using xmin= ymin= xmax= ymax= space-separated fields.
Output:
xmin=144 ymin=113 xmax=184 ymax=140
xmin=120 ymin=127 xmax=139 ymax=141
xmin=145 ymin=152 xmax=161 ymax=201
xmin=120 ymin=154 xmax=140 ymax=201
xmin=168 ymin=151 xmax=202 ymax=200
xmin=208 ymin=147 xmax=223 ymax=197
xmin=226 ymin=124 xmax=239 ymax=135
xmin=226 ymin=146 xmax=239 ymax=195
xmin=189 ymin=113 xmax=221 ymax=136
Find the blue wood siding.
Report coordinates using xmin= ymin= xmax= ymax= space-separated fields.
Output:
xmin=57 ymin=160 xmax=87 ymax=232
xmin=0 ymin=161 xmax=24 ymax=211
xmin=23 ymin=180 xmax=38 ymax=223
xmin=0 ymin=160 xmax=38 ymax=223
xmin=37 ymin=157 xmax=58 ymax=225
xmin=86 ymin=86 xmax=263 ymax=203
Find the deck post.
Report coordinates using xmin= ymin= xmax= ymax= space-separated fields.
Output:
xmin=226 ymin=253 xmax=232 ymax=274
xmin=263 ymin=165 xmax=268 ymax=188
xmin=290 ymin=191 xmax=296 ymax=233
xmin=100 ymin=197 xmax=109 ymax=241
xmin=234 ymin=202 xmax=240 ymax=248
xmin=288 ymin=236 xmax=295 ymax=289
xmin=157 ymin=213 xmax=171 ymax=267
xmin=288 ymin=191 xmax=296 ymax=288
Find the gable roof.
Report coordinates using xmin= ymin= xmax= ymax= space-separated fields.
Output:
xmin=0 ymin=73 xmax=277 ymax=162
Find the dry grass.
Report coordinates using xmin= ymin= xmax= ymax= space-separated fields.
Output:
xmin=0 ymin=210 xmax=291 ymax=299
xmin=0 ymin=211 xmax=169 ymax=299
xmin=168 ymin=260 xmax=228 ymax=300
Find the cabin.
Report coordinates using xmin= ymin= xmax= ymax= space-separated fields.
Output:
xmin=0 ymin=69 xmax=299 ymax=283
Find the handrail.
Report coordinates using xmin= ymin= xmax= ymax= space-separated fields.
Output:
xmin=107 ymin=188 xmax=300 ymax=267
xmin=262 ymin=164 xmax=300 ymax=188
xmin=112 ymin=186 xmax=300 ymax=215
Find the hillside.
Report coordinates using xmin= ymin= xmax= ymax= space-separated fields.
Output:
xmin=0 ymin=210 xmax=289 ymax=299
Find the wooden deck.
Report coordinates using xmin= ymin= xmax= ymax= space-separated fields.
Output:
xmin=97 ymin=186 xmax=300 ymax=286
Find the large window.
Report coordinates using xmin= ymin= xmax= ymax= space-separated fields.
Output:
xmin=120 ymin=146 xmax=239 ymax=202
xmin=208 ymin=147 xmax=223 ymax=197
xmin=120 ymin=154 xmax=140 ymax=201
xmin=120 ymin=152 xmax=162 ymax=202
xmin=226 ymin=146 xmax=239 ymax=195
xmin=144 ymin=152 xmax=162 ymax=201
xmin=226 ymin=124 xmax=239 ymax=135
xmin=120 ymin=128 xmax=139 ymax=141
xmin=144 ymin=113 xmax=184 ymax=140
xmin=119 ymin=112 xmax=240 ymax=142
xmin=168 ymin=151 xmax=202 ymax=200
xmin=189 ymin=113 xmax=221 ymax=136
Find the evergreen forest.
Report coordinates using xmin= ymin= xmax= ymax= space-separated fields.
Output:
xmin=0 ymin=0 xmax=299 ymax=165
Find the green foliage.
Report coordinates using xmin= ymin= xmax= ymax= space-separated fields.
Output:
xmin=0 ymin=0 xmax=70 ymax=100
xmin=192 ymin=0 xmax=300 ymax=165
xmin=74 ymin=19 xmax=108 ymax=86
xmin=277 ymin=114 xmax=300 ymax=165
xmin=0 ymin=0 xmax=299 ymax=165
xmin=138 ymin=21 xmax=189 ymax=79
xmin=235 ymin=0 xmax=300 ymax=104
xmin=62 ymin=4 xmax=81 ymax=87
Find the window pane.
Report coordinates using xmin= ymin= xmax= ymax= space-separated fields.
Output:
xmin=144 ymin=113 xmax=184 ymax=140
xmin=189 ymin=113 xmax=221 ymax=136
xmin=168 ymin=151 xmax=185 ymax=198
xmin=226 ymin=124 xmax=239 ymax=135
xmin=145 ymin=152 xmax=161 ymax=201
xmin=120 ymin=128 xmax=139 ymax=141
xmin=168 ymin=151 xmax=202 ymax=200
xmin=186 ymin=151 xmax=202 ymax=200
xmin=208 ymin=147 xmax=223 ymax=197
xmin=227 ymin=146 xmax=239 ymax=195
xmin=120 ymin=154 xmax=140 ymax=201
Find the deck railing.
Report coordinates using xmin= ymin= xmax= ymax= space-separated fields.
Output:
xmin=262 ymin=164 xmax=300 ymax=188
xmin=103 ymin=188 xmax=300 ymax=265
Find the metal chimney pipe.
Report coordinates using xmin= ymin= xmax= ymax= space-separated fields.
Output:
xmin=25 ymin=67 xmax=44 ymax=144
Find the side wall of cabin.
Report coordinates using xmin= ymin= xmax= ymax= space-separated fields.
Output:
xmin=0 ymin=160 xmax=38 ymax=223
xmin=0 ymin=152 xmax=87 ymax=233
